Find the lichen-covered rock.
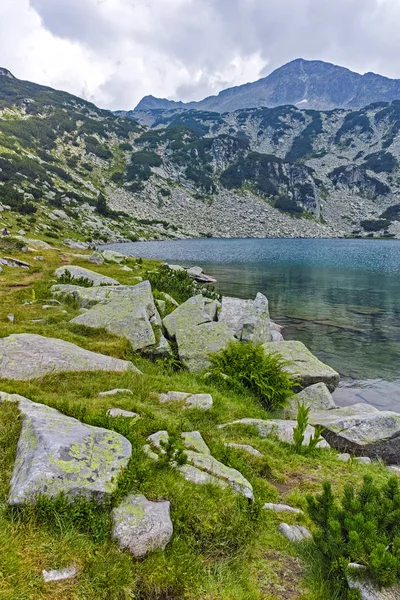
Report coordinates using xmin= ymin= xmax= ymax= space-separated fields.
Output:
xmin=264 ymin=503 xmax=303 ymax=514
xmin=107 ymin=408 xmax=140 ymax=419
xmin=347 ymin=563 xmax=400 ymax=600
xmin=218 ymin=418 xmax=329 ymax=448
xmin=102 ymin=250 xmax=126 ymax=263
xmin=55 ymin=265 xmax=120 ymax=286
xmin=142 ymin=335 xmax=172 ymax=359
xmin=1 ymin=393 xmax=132 ymax=505
xmin=225 ymin=443 xmax=262 ymax=457
xmin=176 ymin=321 xmax=236 ymax=371
xmin=263 ymin=341 xmax=340 ymax=392
xmin=163 ymin=295 xmax=211 ymax=339
xmin=157 ymin=391 xmax=213 ymax=410
xmin=42 ymin=566 xmax=77 ymax=583
xmin=99 ymin=388 xmax=133 ymax=397
xmin=87 ymin=251 xmax=104 ymax=266
xmin=284 ymin=382 xmax=337 ymax=418
xmin=70 ymin=281 xmax=161 ymax=351
xmin=219 ymin=293 xmax=272 ymax=343
xmin=52 ymin=283 xmax=140 ymax=308
xmin=111 ymin=494 xmax=173 ymax=558
xmin=0 ymin=334 xmax=138 ymax=380
xmin=146 ymin=430 xmax=254 ymax=500
xmin=309 ymin=403 xmax=400 ymax=463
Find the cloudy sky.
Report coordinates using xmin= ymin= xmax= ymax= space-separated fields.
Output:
xmin=2 ymin=0 xmax=400 ymax=111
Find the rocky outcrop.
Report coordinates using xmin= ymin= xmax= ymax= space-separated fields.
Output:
xmin=0 ymin=334 xmax=138 ymax=380
xmin=176 ymin=322 xmax=236 ymax=371
xmin=219 ymin=293 xmax=272 ymax=343
xmin=163 ymin=295 xmax=212 ymax=339
xmin=278 ymin=523 xmax=312 ymax=543
xmin=111 ymin=494 xmax=173 ymax=558
xmin=145 ymin=430 xmax=254 ymax=501
xmin=218 ymin=418 xmax=329 ymax=448
xmin=70 ymin=281 xmax=162 ymax=352
xmin=1 ymin=393 xmax=132 ymax=505
xmin=308 ymin=404 xmax=400 ymax=463
xmin=284 ymin=382 xmax=337 ymax=418
xmin=55 ymin=266 xmax=120 ymax=286
xmin=263 ymin=341 xmax=340 ymax=392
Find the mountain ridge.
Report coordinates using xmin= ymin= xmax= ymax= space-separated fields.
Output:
xmin=132 ymin=58 xmax=400 ymax=114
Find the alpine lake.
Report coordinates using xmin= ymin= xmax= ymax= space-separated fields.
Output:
xmin=105 ymin=238 xmax=400 ymax=411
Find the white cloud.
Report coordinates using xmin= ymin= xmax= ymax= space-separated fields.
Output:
xmin=0 ymin=0 xmax=400 ymax=110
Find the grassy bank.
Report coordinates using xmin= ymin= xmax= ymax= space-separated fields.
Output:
xmin=0 ymin=238 xmax=393 ymax=600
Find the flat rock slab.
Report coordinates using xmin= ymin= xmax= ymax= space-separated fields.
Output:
xmin=176 ymin=321 xmax=236 ymax=371
xmin=107 ymin=409 xmax=139 ymax=419
xmin=157 ymin=391 xmax=213 ymax=410
xmin=278 ymin=523 xmax=312 ymax=543
xmin=99 ymin=388 xmax=133 ymax=397
xmin=163 ymin=295 xmax=211 ymax=339
xmin=70 ymin=281 xmax=161 ymax=351
xmin=218 ymin=418 xmax=329 ymax=448
xmin=264 ymin=503 xmax=303 ymax=514
xmin=285 ymin=382 xmax=337 ymax=418
xmin=55 ymin=265 xmax=120 ymax=286
xmin=0 ymin=334 xmax=138 ymax=380
xmin=1 ymin=393 xmax=132 ymax=505
xmin=219 ymin=293 xmax=272 ymax=343
xmin=112 ymin=494 xmax=173 ymax=558
xmin=263 ymin=341 xmax=340 ymax=392
xmin=52 ymin=284 xmax=139 ymax=308
xmin=146 ymin=430 xmax=254 ymax=500
xmin=43 ymin=566 xmax=76 ymax=583
xmin=309 ymin=403 xmax=400 ymax=463
xmin=225 ymin=443 xmax=263 ymax=457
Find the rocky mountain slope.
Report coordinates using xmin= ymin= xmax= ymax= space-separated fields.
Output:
xmin=131 ymin=59 xmax=400 ymax=113
xmin=2 ymin=67 xmax=400 ymax=240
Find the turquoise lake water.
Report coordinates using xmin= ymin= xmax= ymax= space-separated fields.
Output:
xmin=105 ymin=238 xmax=400 ymax=410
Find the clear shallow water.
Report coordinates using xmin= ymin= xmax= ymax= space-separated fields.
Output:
xmin=105 ymin=238 xmax=400 ymax=410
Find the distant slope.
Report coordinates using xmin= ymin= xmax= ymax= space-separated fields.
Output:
xmin=133 ymin=59 xmax=400 ymax=114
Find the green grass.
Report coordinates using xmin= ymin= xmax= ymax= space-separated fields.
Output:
xmin=0 ymin=242 xmax=395 ymax=599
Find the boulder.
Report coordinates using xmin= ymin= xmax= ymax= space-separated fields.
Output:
xmin=263 ymin=341 xmax=340 ymax=392
xmin=284 ymin=383 xmax=337 ymax=418
xmin=186 ymin=266 xmax=203 ymax=278
xmin=55 ymin=265 xmax=120 ymax=286
xmin=0 ymin=334 xmax=138 ymax=380
xmin=142 ymin=335 xmax=172 ymax=359
xmin=88 ymin=251 xmax=104 ymax=266
xmin=278 ymin=524 xmax=312 ymax=543
xmin=163 ymin=295 xmax=211 ymax=339
xmin=102 ymin=250 xmax=126 ymax=264
xmin=70 ymin=281 xmax=161 ymax=351
xmin=63 ymin=239 xmax=89 ymax=250
xmin=107 ymin=409 xmax=139 ymax=419
xmin=42 ymin=566 xmax=76 ymax=583
xmin=347 ymin=563 xmax=400 ymax=600
xmin=52 ymin=284 xmax=139 ymax=308
xmin=308 ymin=403 xmax=400 ymax=463
xmin=1 ymin=394 xmax=132 ymax=505
xmin=111 ymin=494 xmax=173 ymax=558
xmin=176 ymin=321 xmax=236 ymax=371
xmin=146 ymin=430 xmax=254 ymax=500
xmin=218 ymin=418 xmax=329 ymax=448
xmin=219 ymin=293 xmax=272 ymax=343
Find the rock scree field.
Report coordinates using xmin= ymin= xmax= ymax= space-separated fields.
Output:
xmin=1 ymin=233 xmax=400 ymax=600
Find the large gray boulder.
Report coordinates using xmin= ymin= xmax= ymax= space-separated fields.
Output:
xmin=0 ymin=334 xmax=138 ymax=380
xmin=308 ymin=403 xmax=400 ymax=463
xmin=146 ymin=430 xmax=254 ymax=501
xmin=176 ymin=321 xmax=236 ymax=371
xmin=284 ymin=383 xmax=337 ymax=419
xmin=263 ymin=341 xmax=340 ymax=392
xmin=102 ymin=250 xmax=126 ymax=264
xmin=218 ymin=418 xmax=329 ymax=448
xmin=70 ymin=281 xmax=161 ymax=351
xmin=1 ymin=393 xmax=132 ymax=505
xmin=52 ymin=283 xmax=140 ymax=309
xmin=219 ymin=293 xmax=272 ymax=343
xmin=112 ymin=494 xmax=173 ymax=558
xmin=55 ymin=265 xmax=120 ymax=286
xmin=163 ymin=295 xmax=211 ymax=339
xmin=347 ymin=563 xmax=400 ymax=600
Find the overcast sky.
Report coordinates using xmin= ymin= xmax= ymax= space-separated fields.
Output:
xmin=2 ymin=0 xmax=400 ymax=111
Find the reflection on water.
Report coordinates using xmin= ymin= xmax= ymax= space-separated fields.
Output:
xmin=105 ymin=238 xmax=400 ymax=409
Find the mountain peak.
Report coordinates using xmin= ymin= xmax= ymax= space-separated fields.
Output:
xmin=133 ymin=58 xmax=400 ymax=114
xmin=0 ymin=67 xmax=15 ymax=79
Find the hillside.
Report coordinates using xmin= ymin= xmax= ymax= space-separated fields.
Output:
xmin=2 ymin=68 xmax=400 ymax=241
xmin=132 ymin=59 xmax=400 ymax=113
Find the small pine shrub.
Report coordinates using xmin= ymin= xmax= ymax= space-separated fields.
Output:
xmin=144 ymin=265 xmax=219 ymax=304
xmin=208 ymin=341 xmax=294 ymax=411
xmin=306 ymin=475 xmax=400 ymax=597
xmin=57 ymin=269 xmax=94 ymax=287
